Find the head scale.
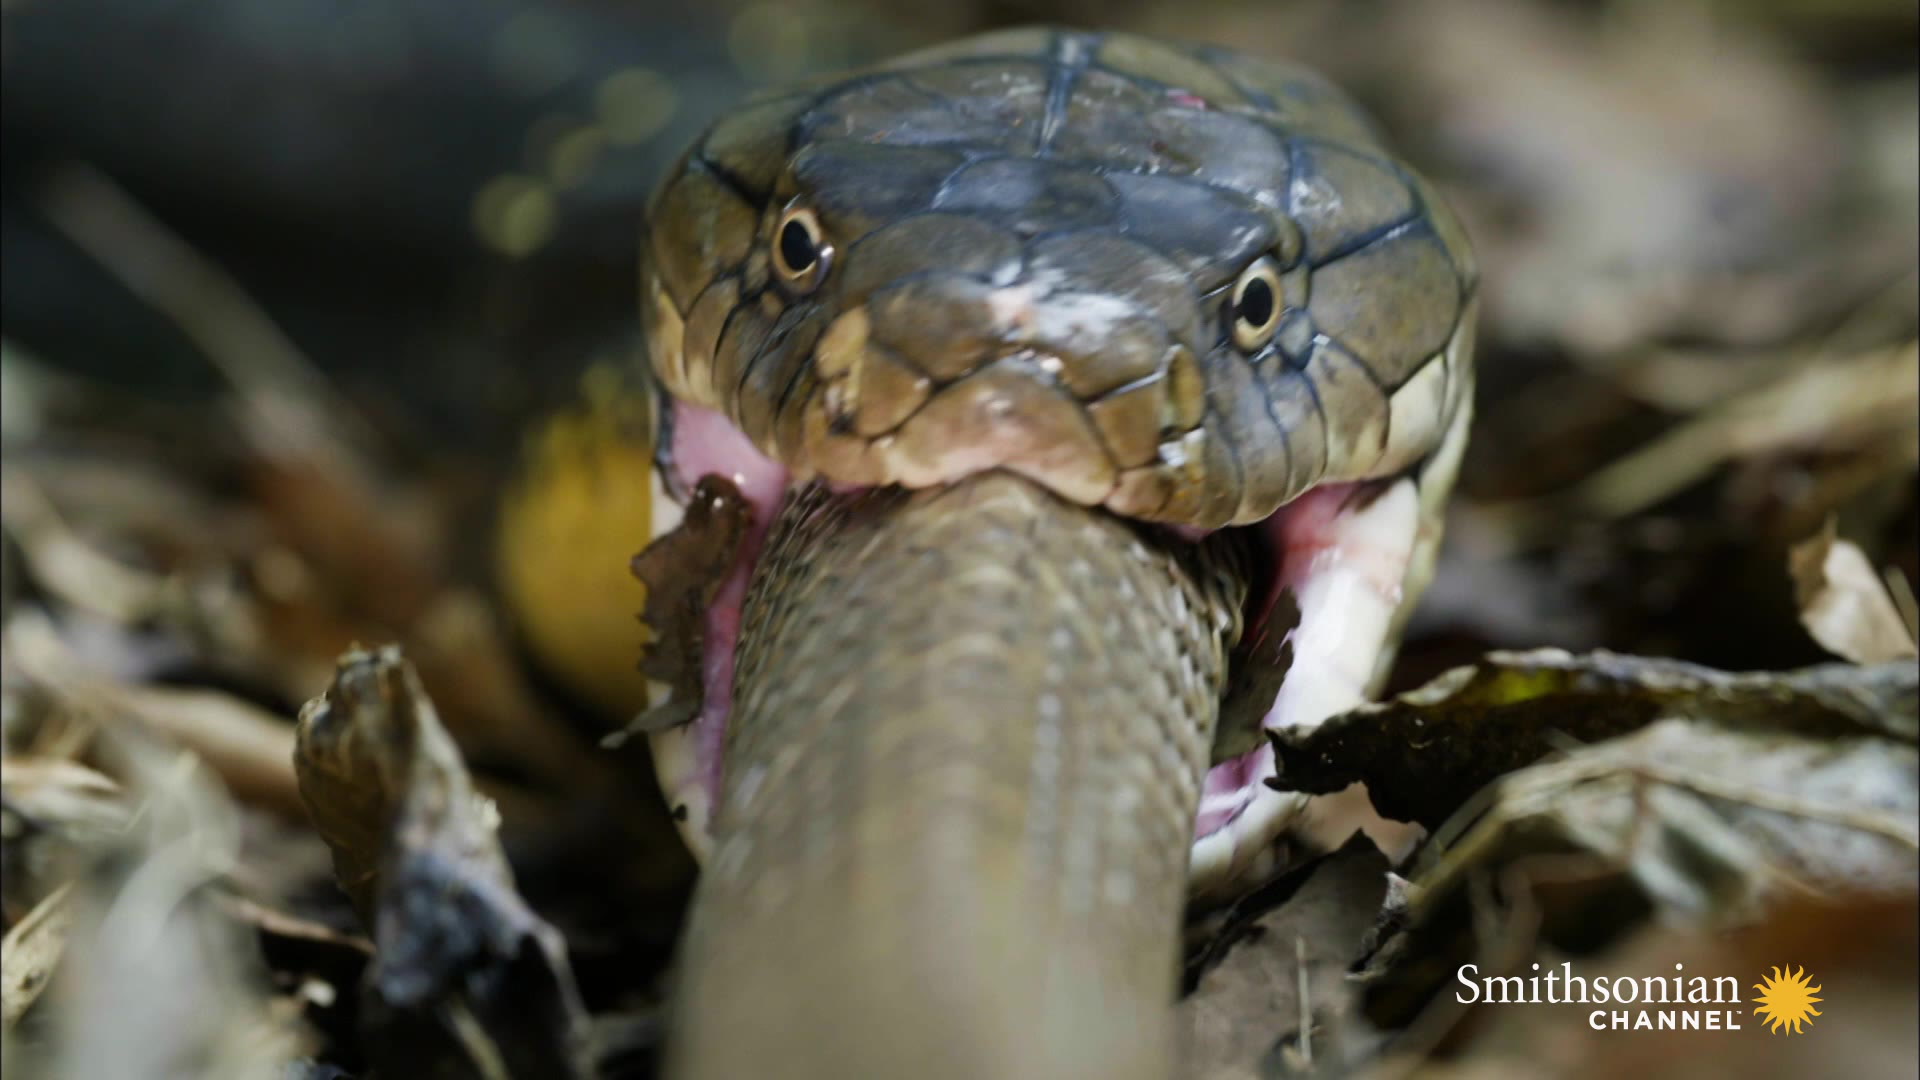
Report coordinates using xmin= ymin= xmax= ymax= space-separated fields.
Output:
xmin=643 ymin=28 xmax=1475 ymax=528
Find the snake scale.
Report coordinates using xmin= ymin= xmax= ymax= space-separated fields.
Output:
xmin=553 ymin=25 xmax=1476 ymax=1079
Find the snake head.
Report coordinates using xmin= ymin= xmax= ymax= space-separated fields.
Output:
xmin=639 ymin=28 xmax=1478 ymax=898
xmin=644 ymin=28 xmax=1474 ymax=534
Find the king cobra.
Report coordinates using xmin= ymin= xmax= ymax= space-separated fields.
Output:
xmin=508 ymin=25 xmax=1474 ymax=1080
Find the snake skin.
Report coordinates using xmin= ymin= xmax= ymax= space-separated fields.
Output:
xmin=672 ymin=475 xmax=1250 ymax=1079
xmin=643 ymin=27 xmax=1475 ymax=528
xmin=644 ymin=27 xmax=1477 ymax=1079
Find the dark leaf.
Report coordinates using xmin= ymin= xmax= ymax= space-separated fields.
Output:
xmin=1180 ymin=840 xmax=1392 ymax=1079
xmin=1271 ymin=649 xmax=1916 ymax=830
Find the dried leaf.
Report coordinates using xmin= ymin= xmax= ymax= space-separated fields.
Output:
xmin=1 ymin=884 xmax=72 ymax=1030
xmin=1333 ymin=656 xmax=1917 ymax=1031
xmin=0 ymin=470 xmax=174 ymax=624
xmin=1388 ymin=896 xmax=1918 ymax=1079
xmin=1272 ymin=649 xmax=1916 ymax=831
xmin=1789 ymin=518 xmax=1918 ymax=663
xmin=1574 ymin=340 xmax=1918 ymax=521
xmin=0 ymin=758 xmax=126 ymax=924
xmin=294 ymin=645 xmax=593 ymax=1080
xmin=4 ymin=612 xmax=304 ymax=819
xmin=21 ymin=730 xmax=315 ymax=1078
xmin=1180 ymin=842 xmax=1392 ymax=1079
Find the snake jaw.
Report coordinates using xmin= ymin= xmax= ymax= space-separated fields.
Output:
xmin=1190 ymin=479 xmax=1428 ymax=896
xmin=633 ymin=23 xmax=1479 ymax=906
xmin=644 ymin=404 xmax=791 ymax=859
xmin=643 ymin=396 xmax=1433 ymax=897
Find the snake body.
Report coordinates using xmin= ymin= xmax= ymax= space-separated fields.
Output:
xmin=626 ymin=26 xmax=1476 ymax=1079
xmin=671 ymin=477 xmax=1250 ymax=1078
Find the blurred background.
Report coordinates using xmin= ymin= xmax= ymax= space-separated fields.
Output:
xmin=1 ymin=1 xmax=1915 ymax=1077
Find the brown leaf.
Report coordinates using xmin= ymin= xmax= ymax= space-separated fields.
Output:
xmin=1 ymin=884 xmax=72 ymax=1030
xmin=1389 ymin=896 xmax=1918 ymax=1079
xmin=1789 ymin=518 xmax=1918 ymax=663
xmin=21 ymin=726 xmax=317 ymax=1078
xmin=4 ymin=612 xmax=304 ymax=820
xmin=1271 ymin=649 xmax=1916 ymax=831
xmin=0 ymin=758 xmax=126 ymax=925
xmin=294 ymin=644 xmax=593 ymax=1080
xmin=1332 ymin=656 xmax=1917 ymax=1033
xmin=1181 ymin=842 xmax=1393 ymax=1079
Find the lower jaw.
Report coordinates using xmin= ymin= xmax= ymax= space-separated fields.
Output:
xmin=646 ymin=401 xmax=1423 ymax=896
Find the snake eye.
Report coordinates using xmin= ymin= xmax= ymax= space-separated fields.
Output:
xmin=772 ymin=203 xmax=833 ymax=293
xmin=1228 ymin=257 xmax=1283 ymax=353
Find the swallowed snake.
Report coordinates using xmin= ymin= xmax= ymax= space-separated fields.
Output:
xmin=515 ymin=25 xmax=1475 ymax=1080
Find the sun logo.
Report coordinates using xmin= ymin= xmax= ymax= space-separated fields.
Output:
xmin=1752 ymin=965 xmax=1823 ymax=1034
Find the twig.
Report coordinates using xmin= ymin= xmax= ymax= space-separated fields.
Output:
xmin=35 ymin=162 xmax=377 ymax=467
xmin=1295 ymin=933 xmax=1312 ymax=1067
xmin=5 ymin=613 xmax=305 ymax=820
xmin=0 ymin=470 xmax=173 ymax=623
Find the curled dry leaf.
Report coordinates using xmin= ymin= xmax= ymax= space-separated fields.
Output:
xmin=1789 ymin=518 xmax=1918 ymax=664
xmin=1272 ymin=649 xmax=1916 ymax=831
xmin=294 ymin=644 xmax=501 ymax=924
xmin=0 ymin=758 xmax=126 ymax=925
xmin=294 ymin=644 xmax=593 ymax=1080
xmin=1 ymin=884 xmax=72 ymax=1031
xmin=1425 ymin=718 xmax=1918 ymax=909
xmin=1315 ymin=653 xmax=1917 ymax=1032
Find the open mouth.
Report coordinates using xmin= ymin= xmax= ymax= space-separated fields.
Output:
xmin=641 ymin=399 xmax=1424 ymax=897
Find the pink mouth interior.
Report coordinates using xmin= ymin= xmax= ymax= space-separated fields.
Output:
xmin=667 ymin=405 xmax=791 ymax=810
xmin=1193 ymin=505 xmax=1305 ymax=836
xmin=662 ymin=400 xmax=1324 ymax=846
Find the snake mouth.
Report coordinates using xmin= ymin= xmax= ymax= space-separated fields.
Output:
xmin=643 ymin=398 xmax=1425 ymax=897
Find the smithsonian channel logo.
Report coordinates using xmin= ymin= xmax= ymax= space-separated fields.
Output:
xmin=1455 ymin=961 xmax=1823 ymax=1034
